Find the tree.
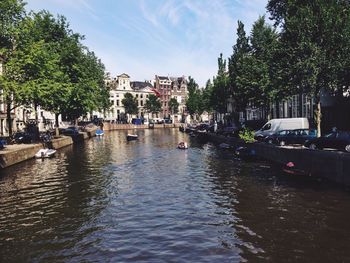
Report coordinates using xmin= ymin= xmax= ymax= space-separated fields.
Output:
xmin=186 ymin=76 xmax=201 ymax=120
xmin=211 ymin=54 xmax=229 ymax=120
xmin=245 ymin=16 xmax=278 ymax=118
xmin=202 ymin=79 xmax=213 ymax=116
xmin=122 ymin=92 xmax=138 ymax=122
xmin=228 ymin=21 xmax=251 ymax=116
xmin=0 ymin=0 xmax=26 ymax=136
xmin=267 ymin=0 xmax=350 ymax=136
xmin=169 ymin=97 xmax=179 ymax=114
xmin=144 ymin=94 xmax=161 ymax=119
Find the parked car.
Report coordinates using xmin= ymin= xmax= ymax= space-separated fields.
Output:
xmin=219 ymin=125 xmax=240 ymax=137
xmin=12 ymin=132 xmax=33 ymax=144
xmin=143 ymin=118 xmax=149 ymax=125
xmin=152 ymin=118 xmax=164 ymax=124
xmin=61 ymin=126 xmax=80 ymax=136
xmin=304 ymin=131 xmax=350 ymax=152
xmin=254 ymin=118 xmax=309 ymax=140
xmin=265 ymin=129 xmax=317 ymax=146
xmin=131 ymin=118 xmax=142 ymax=125
xmin=164 ymin=118 xmax=172 ymax=124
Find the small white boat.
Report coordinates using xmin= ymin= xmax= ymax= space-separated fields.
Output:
xmin=178 ymin=142 xmax=188 ymax=149
xmin=96 ymin=129 xmax=104 ymax=136
xmin=35 ymin=148 xmax=56 ymax=158
xmin=127 ymin=134 xmax=138 ymax=141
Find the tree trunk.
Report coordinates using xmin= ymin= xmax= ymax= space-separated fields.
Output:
xmin=34 ymin=102 xmax=39 ymax=122
xmin=315 ymin=94 xmax=322 ymax=137
xmin=55 ymin=113 xmax=59 ymax=137
xmin=6 ymin=100 xmax=12 ymax=136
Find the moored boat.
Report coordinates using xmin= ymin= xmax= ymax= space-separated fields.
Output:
xmin=178 ymin=141 xmax=188 ymax=149
xmin=96 ymin=129 xmax=104 ymax=136
xmin=219 ymin=143 xmax=231 ymax=149
xmin=283 ymin=162 xmax=310 ymax=176
xmin=234 ymin=146 xmax=257 ymax=161
xmin=35 ymin=148 xmax=56 ymax=158
xmin=127 ymin=134 xmax=138 ymax=141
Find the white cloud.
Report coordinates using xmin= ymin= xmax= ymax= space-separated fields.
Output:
xmin=26 ymin=0 xmax=269 ymax=87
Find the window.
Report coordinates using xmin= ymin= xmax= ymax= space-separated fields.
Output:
xmin=262 ymin=123 xmax=271 ymax=131
xmin=279 ymin=130 xmax=287 ymax=135
xmin=117 ymin=100 xmax=119 ymax=106
xmin=136 ymin=94 xmax=139 ymax=98
xmin=141 ymin=101 xmax=143 ymax=106
xmin=140 ymin=94 xmax=143 ymax=98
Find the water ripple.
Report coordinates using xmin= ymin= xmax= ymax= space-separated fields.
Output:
xmin=1 ymin=129 xmax=350 ymax=262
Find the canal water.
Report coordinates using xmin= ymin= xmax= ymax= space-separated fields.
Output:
xmin=1 ymin=129 xmax=350 ymax=262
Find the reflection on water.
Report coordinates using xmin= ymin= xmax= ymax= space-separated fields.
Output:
xmin=1 ymin=129 xmax=350 ymax=262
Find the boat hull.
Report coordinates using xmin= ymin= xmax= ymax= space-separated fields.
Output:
xmin=35 ymin=148 xmax=56 ymax=158
xmin=127 ymin=134 xmax=138 ymax=141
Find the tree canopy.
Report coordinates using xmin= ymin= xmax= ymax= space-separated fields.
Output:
xmin=0 ymin=0 xmax=111 ymax=134
xmin=122 ymin=92 xmax=138 ymax=116
xmin=144 ymin=94 xmax=161 ymax=115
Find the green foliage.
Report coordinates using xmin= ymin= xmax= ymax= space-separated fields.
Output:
xmin=186 ymin=76 xmax=201 ymax=116
xmin=168 ymin=97 xmax=179 ymax=114
xmin=144 ymin=94 xmax=161 ymax=114
xmin=239 ymin=128 xmax=255 ymax=143
xmin=0 ymin=0 xmax=26 ymax=55
xmin=122 ymin=92 xmax=138 ymax=115
xmin=228 ymin=21 xmax=250 ymax=112
xmin=1 ymin=4 xmax=110 ymax=129
xmin=211 ymin=54 xmax=229 ymax=113
xmin=267 ymin=0 xmax=350 ymax=135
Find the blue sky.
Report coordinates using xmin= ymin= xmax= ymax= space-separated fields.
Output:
xmin=25 ymin=0 xmax=268 ymax=87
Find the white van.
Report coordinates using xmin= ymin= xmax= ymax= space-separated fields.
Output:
xmin=254 ymin=118 xmax=309 ymax=140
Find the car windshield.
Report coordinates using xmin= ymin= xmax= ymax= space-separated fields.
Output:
xmin=324 ymin=133 xmax=336 ymax=138
xmin=262 ymin=123 xmax=271 ymax=131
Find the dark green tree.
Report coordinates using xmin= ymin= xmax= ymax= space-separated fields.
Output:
xmin=144 ymin=94 xmax=161 ymax=118
xmin=169 ymin=97 xmax=179 ymax=114
xmin=202 ymin=79 xmax=213 ymax=113
xmin=0 ymin=0 xmax=26 ymax=135
xmin=122 ymin=92 xmax=138 ymax=122
xmin=228 ymin=21 xmax=251 ymax=115
xmin=186 ymin=76 xmax=201 ymax=119
xmin=267 ymin=0 xmax=350 ymax=136
xmin=211 ymin=54 xmax=229 ymax=116
xmin=246 ymin=16 xmax=278 ymax=117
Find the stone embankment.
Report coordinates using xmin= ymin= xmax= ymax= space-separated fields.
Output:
xmin=0 ymin=123 xmax=180 ymax=169
xmin=0 ymin=136 xmax=73 ymax=168
xmin=203 ymin=133 xmax=350 ymax=186
xmin=102 ymin=123 xmax=180 ymax=130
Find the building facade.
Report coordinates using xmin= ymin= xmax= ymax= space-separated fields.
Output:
xmin=154 ymin=75 xmax=188 ymax=121
xmin=101 ymin=73 xmax=156 ymax=122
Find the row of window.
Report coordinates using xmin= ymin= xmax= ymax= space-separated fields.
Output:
xmin=159 ymin=85 xmax=185 ymax=91
xmin=245 ymin=94 xmax=314 ymax=121
xmin=110 ymin=100 xmax=145 ymax=107
xmin=110 ymin=94 xmax=149 ymax=99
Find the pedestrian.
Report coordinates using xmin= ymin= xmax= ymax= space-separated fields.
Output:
xmin=214 ymin=121 xmax=217 ymax=133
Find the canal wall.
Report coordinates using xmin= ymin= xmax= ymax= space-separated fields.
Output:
xmin=102 ymin=123 xmax=180 ymax=130
xmin=203 ymin=133 xmax=350 ymax=185
xmin=0 ymin=136 xmax=73 ymax=169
